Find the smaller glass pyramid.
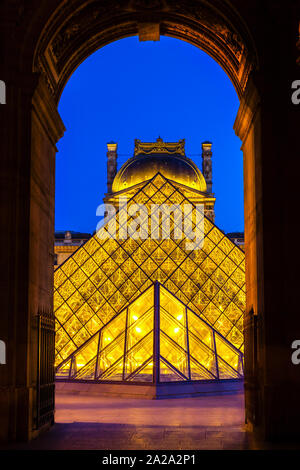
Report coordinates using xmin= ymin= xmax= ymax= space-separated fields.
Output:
xmin=56 ymin=282 xmax=243 ymax=383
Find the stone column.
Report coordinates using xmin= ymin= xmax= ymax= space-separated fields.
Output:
xmin=106 ymin=142 xmax=118 ymax=194
xmin=0 ymin=73 xmax=65 ymax=441
xmin=201 ymin=141 xmax=213 ymax=193
xmin=234 ymin=4 xmax=300 ymax=439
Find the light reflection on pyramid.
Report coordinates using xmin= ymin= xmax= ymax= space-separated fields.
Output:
xmin=56 ymin=283 xmax=244 ymax=383
xmin=54 ymin=173 xmax=245 ymax=368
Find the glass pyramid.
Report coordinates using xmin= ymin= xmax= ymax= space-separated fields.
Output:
xmin=54 ymin=173 xmax=245 ymax=368
xmin=56 ymin=283 xmax=244 ymax=382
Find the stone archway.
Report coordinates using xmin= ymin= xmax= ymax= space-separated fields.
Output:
xmin=33 ymin=0 xmax=257 ymax=101
xmin=1 ymin=0 xmax=300 ymax=444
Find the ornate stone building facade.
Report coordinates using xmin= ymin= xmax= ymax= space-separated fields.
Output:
xmin=54 ymin=231 xmax=92 ymax=267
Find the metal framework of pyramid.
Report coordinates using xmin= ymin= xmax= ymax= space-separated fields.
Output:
xmin=54 ymin=173 xmax=245 ymax=371
xmin=56 ymin=283 xmax=243 ymax=383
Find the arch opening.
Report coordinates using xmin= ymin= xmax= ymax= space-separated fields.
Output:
xmin=51 ymin=31 xmax=247 ymax=438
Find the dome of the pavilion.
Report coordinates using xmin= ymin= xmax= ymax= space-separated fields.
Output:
xmin=112 ymin=138 xmax=207 ymax=193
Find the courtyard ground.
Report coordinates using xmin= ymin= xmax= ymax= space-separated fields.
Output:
xmin=3 ymin=392 xmax=253 ymax=450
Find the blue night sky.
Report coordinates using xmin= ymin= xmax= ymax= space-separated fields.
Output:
xmin=55 ymin=36 xmax=244 ymax=235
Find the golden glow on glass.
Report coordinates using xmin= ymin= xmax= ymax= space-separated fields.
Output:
xmin=56 ymin=283 xmax=244 ymax=382
xmin=54 ymin=173 xmax=245 ymax=370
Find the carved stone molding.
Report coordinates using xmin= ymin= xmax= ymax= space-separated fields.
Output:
xmin=32 ymin=75 xmax=65 ymax=147
xmin=33 ymin=0 xmax=257 ymax=102
xmin=167 ymin=0 xmax=246 ymax=60
xmin=233 ymin=76 xmax=261 ymax=147
xmin=134 ymin=137 xmax=186 ymax=156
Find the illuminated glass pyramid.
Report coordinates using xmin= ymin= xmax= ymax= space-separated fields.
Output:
xmin=54 ymin=173 xmax=245 ymax=368
xmin=56 ymin=283 xmax=243 ymax=382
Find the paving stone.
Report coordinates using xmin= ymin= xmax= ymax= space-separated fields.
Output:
xmin=0 ymin=392 xmax=254 ymax=450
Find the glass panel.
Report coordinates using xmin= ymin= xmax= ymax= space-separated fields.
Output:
xmin=54 ymin=270 xmax=67 ymax=289
xmin=190 ymin=267 xmax=208 ymax=286
xmin=214 ymin=314 xmax=233 ymax=337
xmin=55 ymin=303 xmax=73 ymax=325
xmin=100 ymin=302 xmax=117 ymax=324
xmin=57 ymin=279 xmax=76 ymax=301
xmin=215 ymin=334 xmax=240 ymax=371
xmin=61 ymin=258 xmax=79 ymax=278
xmin=230 ymin=267 xmax=245 ymax=287
xmin=59 ymin=341 xmax=76 ymax=360
xmin=188 ymin=334 xmax=217 ymax=377
xmin=127 ymin=287 xmax=154 ymax=328
xmin=171 ymin=268 xmax=188 ymax=288
xmin=222 ymin=279 xmax=240 ymax=297
xmin=73 ymin=327 xmax=90 ymax=347
xmin=75 ymin=303 xmax=94 ymax=324
xmin=124 ymin=332 xmax=153 ymax=379
xmin=210 ymin=246 xmax=225 ymax=265
xmin=201 ymin=303 xmax=220 ymax=326
xmin=81 ymin=257 xmax=98 ymax=277
xmin=109 ymin=291 xmax=127 ymax=311
xmin=218 ymin=237 xmax=233 ymax=255
xmin=124 ymin=285 xmax=154 ymax=378
xmin=85 ymin=315 xmax=103 ymax=335
xmin=69 ymin=268 xmax=87 ymax=290
xmin=187 ymin=309 xmax=214 ymax=349
xmin=220 ymin=257 xmax=236 ymax=276
xmin=84 ymin=236 xmax=100 ymax=255
xmin=54 ymin=290 xmax=64 ymax=311
xmin=189 ymin=356 xmax=215 ymax=380
xmin=207 ymin=227 xmax=224 ymax=245
xmin=160 ymin=257 xmax=177 ymax=276
xmin=66 ymin=290 xmax=85 ymax=313
xmin=190 ymin=290 xmax=210 ymax=312
xmin=201 ymin=278 xmax=219 ymax=298
xmin=160 ymin=309 xmax=187 ymax=351
xmin=97 ymin=332 xmax=125 ymax=379
xmin=56 ymin=359 xmax=71 ymax=379
xmin=227 ymin=326 xmax=244 ymax=350
xmin=63 ymin=315 xmax=83 ymax=338
xmin=159 ymin=358 xmax=187 ymax=382
xmin=211 ymin=267 xmax=228 ymax=288
xmin=223 ymin=302 xmax=243 ymax=324
xmin=126 ymin=309 xmax=154 ymax=351
xmin=217 ymin=357 xmax=240 ymax=379
xmin=71 ymin=336 xmax=99 ymax=377
xmin=229 ymin=246 xmax=244 ymax=266
xmin=140 ymin=258 xmax=158 ymax=276
xmin=98 ymin=356 xmax=124 ymax=381
xmin=160 ymin=287 xmax=186 ymax=326
xmin=74 ymin=357 xmax=97 ymax=380
xmin=160 ymin=331 xmax=189 ymax=378
xmin=127 ymin=357 xmax=153 ymax=382
xmin=101 ymin=309 xmax=126 ymax=345
xmin=55 ymin=327 xmax=70 ymax=352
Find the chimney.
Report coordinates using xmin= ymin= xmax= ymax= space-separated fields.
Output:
xmin=201 ymin=141 xmax=213 ymax=193
xmin=106 ymin=142 xmax=118 ymax=194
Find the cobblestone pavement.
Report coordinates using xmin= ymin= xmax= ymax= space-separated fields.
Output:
xmin=2 ymin=392 xmax=257 ymax=450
